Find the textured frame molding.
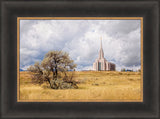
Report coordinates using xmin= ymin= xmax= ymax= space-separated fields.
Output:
xmin=1 ymin=0 xmax=159 ymax=118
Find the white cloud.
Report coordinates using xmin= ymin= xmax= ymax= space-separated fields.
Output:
xmin=20 ymin=19 xmax=141 ymax=71
xmin=21 ymin=65 xmax=31 ymax=70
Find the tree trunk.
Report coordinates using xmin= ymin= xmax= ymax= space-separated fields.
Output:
xmin=46 ymin=78 xmax=53 ymax=89
xmin=52 ymin=71 xmax=55 ymax=81
xmin=55 ymin=66 xmax=58 ymax=80
xmin=54 ymin=60 xmax=58 ymax=80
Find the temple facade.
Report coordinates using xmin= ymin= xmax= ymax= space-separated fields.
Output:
xmin=93 ymin=38 xmax=116 ymax=71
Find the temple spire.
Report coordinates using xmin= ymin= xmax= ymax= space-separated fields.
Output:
xmin=99 ymin=37 xmax=104 ymax=59
xmin=100 ymin=36 xmax=102 ymax=49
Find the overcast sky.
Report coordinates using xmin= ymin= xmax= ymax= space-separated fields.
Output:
xmin=20 ymin=19 xmax=141 ymax=71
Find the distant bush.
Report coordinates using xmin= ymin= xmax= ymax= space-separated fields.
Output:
xmin=138 ymin=69 xmax=141 ymax=72
xmin=121 ymin=68 xmax=125 ymax=72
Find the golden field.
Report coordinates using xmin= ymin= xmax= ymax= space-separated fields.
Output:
xmin=19 ymin=71 xmax=142 ymax=102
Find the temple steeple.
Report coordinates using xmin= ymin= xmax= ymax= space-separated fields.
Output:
xmin=99 ymin=37 xmax=104 ymax=59
xmin=93 ymin=37 xmax=116 ymax=71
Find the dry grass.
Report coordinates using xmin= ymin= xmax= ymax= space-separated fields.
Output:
xmin=19 ymin=71 xmax=142 ymax=102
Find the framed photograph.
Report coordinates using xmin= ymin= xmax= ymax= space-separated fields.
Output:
xmin=17 ymin=17 xmax=143 ymax=102
xmin=1 ymin=0 xmax=159 ymax=119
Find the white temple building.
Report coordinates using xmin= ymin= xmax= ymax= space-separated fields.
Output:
xmin=93 ymin=38 xmax=116 ymax=71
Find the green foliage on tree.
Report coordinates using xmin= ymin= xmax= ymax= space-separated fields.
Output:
xmin=27 ymin=50 xmax=77 ymax=89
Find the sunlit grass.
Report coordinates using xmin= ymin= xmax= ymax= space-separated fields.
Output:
xmin=19 ymin=71 xmax=141 ymax=101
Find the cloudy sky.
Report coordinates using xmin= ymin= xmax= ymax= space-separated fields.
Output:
xmin=20 ymin=19 xmax=141 ymax=71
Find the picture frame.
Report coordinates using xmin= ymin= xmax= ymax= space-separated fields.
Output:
xmin=1 ymin=0 xmax=159 ymax=118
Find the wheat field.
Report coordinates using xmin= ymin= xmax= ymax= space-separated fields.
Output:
xmin=19 ymin=71 xmax=142 ymax=102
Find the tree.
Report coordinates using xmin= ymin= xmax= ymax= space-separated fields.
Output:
xmin=27 ymin=50 xmax=77 ymax=89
